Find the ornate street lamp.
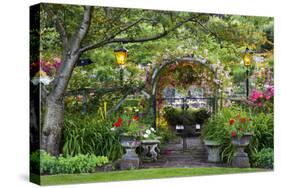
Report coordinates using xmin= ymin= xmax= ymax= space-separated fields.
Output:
xmin=114 ymin=47 xmax=128 ymax=85
xmin=242 ymin=48 xmax=253 ymax=99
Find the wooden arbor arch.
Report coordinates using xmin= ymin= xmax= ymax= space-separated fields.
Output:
xmin=150 ymin=56 xmax=219 ymax=129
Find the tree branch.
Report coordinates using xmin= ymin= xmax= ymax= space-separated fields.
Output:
xmin=43 ymin=4 xmax=68 ymax=47
xmin=50 ymin=6 xmax=92 ymax=100
xmin=107 ymin=94 xmax=129 ymax=114
xmin=190 ymin=19 xmax=222 ymax=42
xmin=70 ymin=6 xmax=92 ymax=54
xmin=80 ymin=15 xmax=201 ymax=52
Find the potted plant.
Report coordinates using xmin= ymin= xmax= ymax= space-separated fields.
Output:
xmin=111 ymin=114 xmax=142 ymax=170
xmin=164 ymin=106 xmax=196 ymax=150
xmin=140 ymin=127 xmax=160 ymax=161
xmin=227 ymin=114 xmax=254 ymax=168
xmin=201 ymin=113 xmax=225 ymax=163
xmin=164 ymin=106 xmax=196 ymax=135
xmin=193 ymin=108 xmax=211 ymax=132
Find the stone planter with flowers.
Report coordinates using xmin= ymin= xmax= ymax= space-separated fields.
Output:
xmin=111 ymin=114 xmax=160 ymax=169
xmin=140 ymin=127 xmax=160 ymax=161
xmin=228 ymin=114 xmax=254 ymax=168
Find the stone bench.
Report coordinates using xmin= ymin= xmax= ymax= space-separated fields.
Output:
xmin=140 ymin=139 xmax=161 ymax=161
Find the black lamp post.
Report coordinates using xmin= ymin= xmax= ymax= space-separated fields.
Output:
xmin=114 ymin=47 xmax=128 ymax=86
xmin=242 ymin=48 xmax=252 ymax=99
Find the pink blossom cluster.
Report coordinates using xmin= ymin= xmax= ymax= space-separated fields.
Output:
xmin=30 ymin=58 xmax=62 ymax=77
xmin=249 ymin=85 xmax=274 ymax=107
xmin=41 ymin=58 xmax=62 ymax=75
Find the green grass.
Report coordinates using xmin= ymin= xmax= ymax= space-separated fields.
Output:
xmin=34 ymin=167 xmax=269 ymax=185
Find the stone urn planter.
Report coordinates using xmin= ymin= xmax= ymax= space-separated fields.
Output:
xmin=119 ymin=134 xmax=141 ymax=170
xmin=231 ymin=133 xmax=252 ymax=168
xmin=204 ymin=140 xmax=221 ymax=163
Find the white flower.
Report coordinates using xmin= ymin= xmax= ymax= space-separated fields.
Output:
xmin=32 ymin=76 xmax=54 ymax=85
xmin=40 ymin=76 xmax=53 ymax=85
xmin=204 ymin=49 xmax=208 ymax=56
xmin=150 ymin=128 xmax=156 ymax=132
xmin=146 ymin=129 xmax=151 ymax=134
xmin=110 ymin=127 xmax=116 ymax=131
xmin=143 ymin=134 xmax=148 ymax=138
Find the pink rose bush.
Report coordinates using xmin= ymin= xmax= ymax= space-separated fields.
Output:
xmin=244 ymin=85 xmax=274 ymax=113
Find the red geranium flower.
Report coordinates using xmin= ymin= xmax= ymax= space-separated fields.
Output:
xmin=132 ymin=115 xmax=139 ymax=121
xmin=113 ymin=117 xmax=123 ymax=127
xmin=113 ymin=121 xmax=121 ymax=127
xmin=229 ymin=118 xmax=235 ymax=125
xmin=117 ymin=117 xmax=123 ymax=123
xmin=231 ymin=131 xmax=237 ymax=137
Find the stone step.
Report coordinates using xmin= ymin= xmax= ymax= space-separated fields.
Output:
xmin=140 ymin=161 xmax=227 ymax=169
xmin=139 ymin=136 xmax=227 ymax=169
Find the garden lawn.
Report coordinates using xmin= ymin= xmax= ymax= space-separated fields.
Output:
xmin=37 ymin=167 xmax=268 ymax=185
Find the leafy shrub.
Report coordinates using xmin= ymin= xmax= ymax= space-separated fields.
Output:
xmin=30 ymin=150 xmax=109 ymax=175
xmin=163 ymin=106 xmax=196 ymax=126
xmin=157 ymin=126 xmax=177 ymax=143
xmin=250 ymin=112 xmax=273 ymax=151
xmin=252 ymin=148 xmax=273 ymax=169
xmin=193 ymin=108 xmax=211 ymax=124
xmin=163 ymin=106 xmax=182 ymax=126
xmin=201 ymin=109 xmax=230 ymax=144
xmin=62 ymin=113 xmax=123 ymax=161
xmin=181 ymin=110 xmax=196 ymax=125
xmin=202 ymin=107 xmax=274 ymax=164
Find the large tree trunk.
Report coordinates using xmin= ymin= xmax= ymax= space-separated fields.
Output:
xmin=41 ymin=6 xmax=92 ymax=155
xmin=41 ymin=97 xmax=64 ymax=155
xmin=41 ymin=53 xmax=80 ymax=155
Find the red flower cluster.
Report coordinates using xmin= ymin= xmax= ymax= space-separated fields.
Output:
xmin=228 ymin=114 xmax=253 ymax=138
xmin=113 ymin=117 xmax=123 ymax=127
xmin=229 ymin=118 xmax=235 ymax=125
xmin=132 ymin=115 xmax=139 ymax=121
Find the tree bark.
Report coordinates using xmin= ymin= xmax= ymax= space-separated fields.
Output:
xmin=41 ymin=6 xmax=92 ymax=155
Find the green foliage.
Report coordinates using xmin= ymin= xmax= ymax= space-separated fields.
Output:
xmin=248 ymin=112 xmax=274 ymax=156
xmin=62 ymin=113 xmax=123 ymax=161
xmin=231 ymin=65 xmax=245 ymax=83
xmin=193 ymin=108 xmax=211 ymax=124
xmin=157 ymin=126 xmax=177 ymax=143
xmin=163 ymin=106 xmax=181 ymax=126
xmin=181 ymin=110 xmax=196 ymax=125
xmin=30 ymin=150 xmax=109 ymax=175
xmin=202 ymin=107 xmax=274 ymax=164
xmin=164 ymin=106 xmax=209 ymax=126
xmin=123 ymin=98 xmax=141 ymax=108
xmin=251 ymin=148 xmax=273 ymax=169
xmin=201 ymin=108 xmax=233 ymax=144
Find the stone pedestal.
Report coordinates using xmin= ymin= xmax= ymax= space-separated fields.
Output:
xmin=141 ymin=139 xmax=160 ymax=161
xmin=119 ymin=135 xmax=140 ymax=170
xmin=232 ymin=147 xmax=250 ymax=168
xmin=231 ymin=133 xmax=252 ymax=168
xmin=204 ymin=140 xmax=221 ymax=163
xmin=174 ymin=124 xmax=196 ymax=151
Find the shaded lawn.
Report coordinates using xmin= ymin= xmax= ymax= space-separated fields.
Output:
xmin=33 ymin=167 xmax=269 ymax=185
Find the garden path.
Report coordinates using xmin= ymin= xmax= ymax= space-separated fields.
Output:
xmin=140 ymin=137 xmax=227 ymax=168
